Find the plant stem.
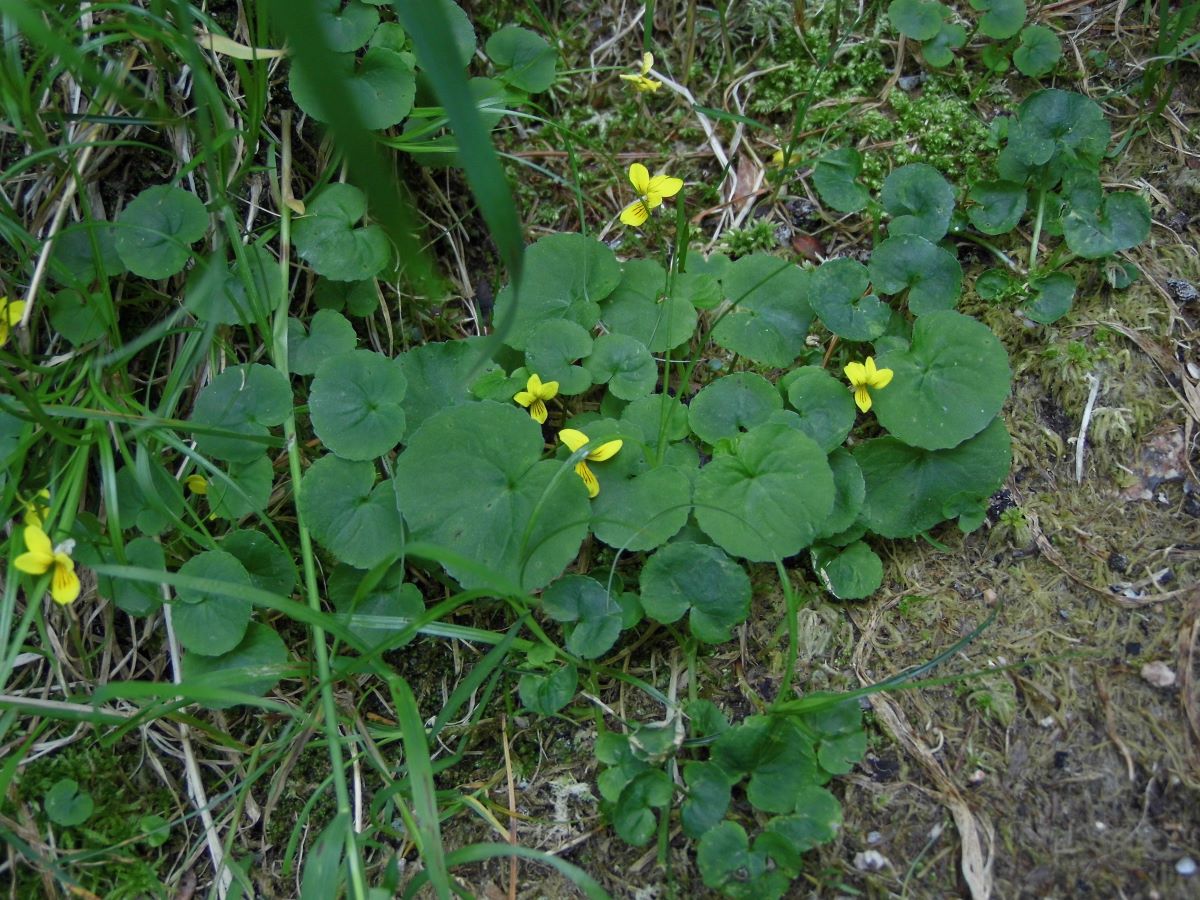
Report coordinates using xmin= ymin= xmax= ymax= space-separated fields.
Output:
xmin=1029 ymin=189 xmax=1046 ymax=273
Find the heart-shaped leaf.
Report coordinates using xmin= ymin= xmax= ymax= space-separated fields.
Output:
xmin=289 ymin=46 xmax=415 ymax=130
xmin=640 ymin=541 xmax=751 ymax=643
xmin=1013 ymin=24 xmax=1062 ymax=78
xmin=524 ymin=319 xmax=594 ymax=395
xmin=811 ymin=147 xmax=870 ymax=213
xmin=329 ymin=563 xmax=424 ymax=650
xmin=486 ymin=26 xmax=557 ymax=92
xmin=712 ymin=716 xmax=820 ymax=814
xmin=518 ymin=663 xmax=578 ymax=715
xmin=49 ymin=219 xmax=126 ymax=285
xmin=181 ymin=622 xmax=289 ymax=709
xmin=1062 ymin=192 xmax=1150 ymax=259
xmin=293 ymin=184 xmax=390 ymax=282
xmin=869 ymin=234 xmax=962 ymax=314
xmin=299 ymin=455 xmax=405 ymax=570
xmin=309 ymin=349 xmax=407 ymax=461
xmin=756 ymin=786 xmax=843 ymax=871
xmin=190 ymin=364 xmax=292 ymax=464
xmin=46 ymin=290 xmax=107 ymax=346
xmin=782 ymin=366 xmax=856 ymax=453
xmin=873 ymin=310 xmax=1011 ymax=450
xmin=697 ymin=821 xmax=793 ymax=898
xmin=221 ymin=529 xmax=297 ymax=598
xmin=817 ymin=448 xmax=865 ymax=539
xmin=969 ymin=0 xmax=1026 ymax=38
xmin=967 ymin=181 xmax=1028 ymax=235
xmin=888 ymin=0 xmax=947 ymax=39
xmin=97 ymin=536 xmax=164 ymax=616
xmin=542 ymin=575 xmax=623 ymax=659
xmin=208 ymin=454 xmax=274 ymax=520
xmin=44 ymin=779 xmax=94 ymax=827
xmin=186 ymin=245 xmax=279 ymax=325
xmin=1022 ymin=272 xmax=1076 ymax=324
xmin=921 ymin=20 xmax=966 ymax=68
xmin=599 ymin=259 xmax=696 ymax=351
xmin=589 ymin=450 xmax=691 ymax=552
xmin=613 ymin=769 xmax=673 ymax=847
xmin=397 ymin=337 xmax=502 ymax=433
xmin=681 ymin=761 xmax=734 ymax=839
xmin=712 ymin=254 xmax=813 ymax=366
xmin=620 ymin=394 xmax=691 ymax=444
xmin=810 ymin=257 xmax=891 ymax=341
xmin=810 ymin=541 xmax=883 ymax=600
xmin=881 ymin=163 xmax=956 ymax=242
xmin=313 ymin=277 xmax=379 ymax=316
xmin=1008 ymin=89 xmax=1109 ymax=171
xmin=289 ymin=309 xmax=357 ymax=376
xmin=314 ymin=0 xmax=379 ymax=52
xmin=173 ymin=550 xmax=253 ymax=656
xmin=688 ymin=372 xmax=781 ymax=445
xmin=114 ymin=185 xmax=208 ymax=279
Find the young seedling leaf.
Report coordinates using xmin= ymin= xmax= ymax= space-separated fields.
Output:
xmin=1021 ymin=272 xmax=1076 ymax=324
xmin=811 ymin=147 xmax=870 ymax=213
xmin=289 ymin=309 xmax=357 ymax=376
xmin=969 ymin=0 xmax=1026 ymax=38
xmin=888 ymin=0 xmax=947 ymax=40
xmin=542 ymin=575 xmax=623 ymax=659
xmin=1013 ymin=25 xmax=1062 ymax=78
xmin=810 ymin=541 xmax=883 ymax=600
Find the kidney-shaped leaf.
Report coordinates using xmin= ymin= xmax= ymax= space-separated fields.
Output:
xmin=181 ymin=622 xmax=289 ymax=709
xmin=599 ymin=259 xmax=696 ymax=351
xmin=888 ymin=0 xmax=947 ymax=39
xmin=542 ymin=575 xmax=623 ymax=659
xmin=688 ymin=372 xmax=781 ymax=445
xmin=882 ymin=163 xmax=956 ymax=242
xmin=486 ymin=26 xmax=557 ymax=92
xmin=712 ymin=254 xmax=813 ymax=367
xmin=783 ymin=367 xmax=856 ymax=453
xmin=289 ymin=309 xmax=357 ymax=376
xmin=590 ymin=450 xmax=691 ymax=552
xmin=1062 ymin=192 xmax=1150 ymax=259
xmin=969 ymin=0 xmax=1026 ymax=38
xmin=869 ymin=234 xmax=962 ymax=315
xmin=810 ymin=541 xmax=883 ymax=600
xmin=967 ymin=181 xmax=1028 ymax=235
xmin=524 ymin=319 xmax=593 ymax=395
xmin=811 ymin=147 xmax=870 ymax=213
xmin=396 ymin=337 xmax=501 ymax=432
xmin=114 ymin=185 xmax=208 ymax=279
xmin=309 ymin=350 xmax=407 ymax=461
xmin=190 ymin=364 xmax=292 ymax=464
xmin=290 ymin=47 xmax=416 ymax=130
xmin=173 ymin=550 xmax=253 ymax=657
xmin=314 ymin=0 xmax=378 ymax=52
xmin=1013 ymin=24 xmax=1062 ymax=78
xmin=293 ymin=183 xmax=390 ymax=282
xmin=299 ymin=455 xmax=405 ymax=570
xmin=810 ymin=257 xmax=891 ymax=341
xmin=640 ymin=541 xmax=751 ymax=643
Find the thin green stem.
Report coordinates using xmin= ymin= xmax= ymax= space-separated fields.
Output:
xmin=1029 ymin=189 xmax=1046 ymax=273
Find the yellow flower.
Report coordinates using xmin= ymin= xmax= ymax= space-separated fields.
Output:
xmin=14 ymin=524 xmax=80 ymax=605
xmin=559 ymin=428 xmax=623 ymax=498
xmin=23 ymin=489 xmax=51 ymax=528
xmin=0 ymin=296 xmax=26 ymax=347
xmin=513 ymin=373 xmax=559 ymax=425
xmin=843 ymin=357 xmax=894 ymax=413
xmin=184 ymin=474 xmax=209 ymax=495
xmin=619 ymin=163 xmax=684 ymax=228
xmin=620 ymin=52 xmax=661 ymax=93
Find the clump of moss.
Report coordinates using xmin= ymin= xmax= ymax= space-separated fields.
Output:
xmin=719 ymin=219 xmax=782 ymax=257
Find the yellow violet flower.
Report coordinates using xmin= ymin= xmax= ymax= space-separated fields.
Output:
xmin=559 ymin=428 xmax=623 ymax=499
xmin=14 ymin=524 xmax=80 ymax=605
xmin=619 ymin=163 xmax=684 ymax=228
xmin=620 ymin=52 xmax=661 ymax=93
xmin=184 ymin=474 xmax=209 ymax=495
xmin=23 ymin=489 xmax=51 ymax=528
xmin=0 ymin=296 xmax=26 ymax=348
xmin=513 ymin=373 xmax=559 ymax=425
xmin=843 ymin=357 xmax=894 ymax=413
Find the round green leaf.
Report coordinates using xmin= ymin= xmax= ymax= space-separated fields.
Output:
xmin=486 ymin=26 xmax=556 ymax=92
xmin=293 ymin=184 xmax=390 ymax=282
xmin=98 ymin=536 xmax=164 ymax=616
xmin=673 ymin=271 xmax=723 ymax=310
xmin=1022 ymin=272 xmax=1076 ymax=324
xmin=431 ymin=0 xmax=476 ymax=67
xmin=888 ymin=0 xmax=947 ymax=40
xmin=758 ymin=786 xmax=843 ymax=869
xmin=49 ymin=220 xmax=125 ymax=286
xmin=173 ymin=550 xmax=253 ymax=657
xmin=186 ymin=245 xmax=279 ymax=325
xmin=873 ymin=310 xmax=1012 ymax=450
xmin=393 ymin=402 xmax=590 ymax=591
xmin=621 ymin=394 xmax=690 ymax=444
xmin=882 ymin=163 xmax=956 ymax=242
xmin=1009 ymin=90 xmax=1109 ymax=170
xmin=981 ymin=43 xmax=1011 ymax=73
xmin=783 ymin=367 xmax=856 ymax=453
xmin=967 ymin=181 xmax=1028 ymax=235
xmin=1013 ymin=25 xmax=1062 ymax=78
xmin=810 ymin=258 xmax=891 ymax=341
xmin=397 ymin=337 xmax=502 ymax=432
xmin=114 ymin=185 xmax=208 ymax=279
xmin=712 ymin=716 xmax=820 ymax=814
xmin=681 ymin=762 xmax=734 ymax=839
xmin=697 ymin=821 xmax=791 ymax=899
xmin=46 ymin=290 xmax=107 ymax=345
xmin=599 ymin=259 xmax=696 ymax=352
xmin=299 ymin=455 xmax=405 ymax=570
xmin=289 ymin=46 xmax=415 ymax=130
xmin=969 ymin=0 xmax=1026 ymax=38
xmin=818 ymin=448 xmax=866 ymax=539
xmin=542 ymin=575 xmax=623 ymax=659
xmin=590 ymin=451 xmax=691 ymax=552
xmin=695 ymin=424 xmax=834 ymax=561
xmin=44 ymin=779 xmax=93 ymax=827
xmin=613 ymin=769 xmax=673 ymax=847
xmin=688 ymin=372 xmax=781 ymax=445
xmin=868 ymin=234 xmax=962 ymax=315
xmin=854 ymin=417 xmax=1012 ymax=538
xmin=524 ymin=319 xmax=593 ymax=395
xmin=113 ymin=463 xmax=184 ymax=536
xmin=190 ymin=364 xmax=292 ymax=464
xmin=139 ymin=815 xmax=171 ymax=848
xmin=314 ymin=0 xmax=378 ymax=52
xmin=585 ymin=334 xmax=657 ymax=400
xmin=209 ymin=454 xmax=274 ymax=520
xmin=329 ymin=564 xmax=424 ymax=650
xmin=518 ymin=663 xmax=577 ymax=715
xmin=811 ymin=541 xmax=883 ymax=600
xmin=289 ymin=309 xmax=357 ymax=376
xmin=712 ymin=254 xmax=813 ymax=366
xmin=309 ymin=349 xmax=407 ymax=460
xmin=221 ymin=529 xmax=297 ymax=598
xmin=313 ymin=277 xmax=378 ymax=316
xmin=181 ymin=622 xmax=289 ymax=709
xmin=921 ymin=21 xmax=966 ymax=68
xmin=811 ymin=147 xmax=870 ymax=214
xmin=495 ymin=233 xmax=619 ymax=350
xmin=975 ymin=268 xmax=1017 ymax=301
xmin=640 ymin=541 xmax=751 ymax=643
xmin=1062 ymin=192 xmax=1150 ymax=259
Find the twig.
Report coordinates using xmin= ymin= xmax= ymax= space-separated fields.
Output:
xmin=1075 ymin=372 xmax=1102 ymax=483
xmin=501 ymin=715 xmax=518 ymax=900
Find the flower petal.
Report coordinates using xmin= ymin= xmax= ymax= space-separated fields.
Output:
xmin=843 ymin=361 xmax=867 ymax=387
xmin=587 ymin=439 xmax=623 ymax=462
xmin=15 ymin=550 xmax=52 ymax=575
xmin=575 ymin=461 xmax=600 ymax=498
xmin=640 ymin=52 xmax=654 ymax=75
xmin=529 ymin=399 xmax=548 ymax=424
xmin=538 ymin=380 xmax=559 ymax=400
xmin=646 ymin=174 xmax=683 ymax=200
xmin=513 ymin=390 xmax=535 ymax=408
xmin=4 ymin=299 xmax=25 ymax=325
xmin=22 ymin=525 xmax=53 ymax=560
xmin=558 ymin=428 xmax=589 ymax=453
xmin=870 ymin=366 xmax=894 ymax=390
xmin=51 ymin=558 xmax=80 ymax=605
xmin=526 ymin=373 xmax=544 ymax=394
xmin=628 ymin=162 xmax=650 ymax=195
xmin=854 ymin=386 xmax=872 ymax=413
xmin=185 ymin=474 xmax=209 ymax=495
xmin=620 ymin=199 xmax=650 ymax=227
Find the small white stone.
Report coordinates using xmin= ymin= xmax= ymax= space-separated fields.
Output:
xmin=1177 ymin=857 xmax=1197 ymax=876
xmin=1094 ymin=821 xmax=1106 ymax=832
xmin=854 ymin=850 xmax=889 ymax=872
xmin=1141 ymin=661 xmax=1177 ymax=688
xmin=968 ymin=768 xmax=986 ymax=785
xmin=867 ymin=831 xmax=882 ymax=845
xmin=1039 ymin=716 xmax=1055 ymax=728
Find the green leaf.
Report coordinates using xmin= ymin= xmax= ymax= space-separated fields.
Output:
xmin=921 ymin=21 xmax=966 ymax=68
xmin=975 ymin=268 xmax=1017 ymax=301
xmin=290 ymin=46 xmax=416 ymax=130
xmin=810 ymin=257 xmax=891 ymax=341
xmin=712 ymin=254 xmax=813 ymax=366
xmin=688 ymin=372 xmax=781 ymax=445
xmin=172 ymin=550 xmax=254 ymax=656
xmin=882 ymin=163 xmax=956 ymax=242
xmin=868 ymin=234 xmax=962 ymax=315
xmin=293 ymin=183 xmax=391 ymax=282
xmin=289 ymin=310 xmax=357 ymax=376
xmin=599 ymin=259 xmax=696 ymax=352
xmin=301 ymin=813 xmax=349 ymax=900
xmin=314 ymin=0 xmax=378 ymax=52
xmin=756 ymin=787 xmax=843 ymax=870
xmin=697 ymin=821 xmax=792 ymax=900
xmin=712 ymin=716 xmax=820 ymax=814
xmin=139 ymin=815 xmax=171 ymax=848
xmin=613 ymin=769 xmax=673 ymax=847
xmin=640 ymin=541 xmax=751 ymax=643
xmin=524 ymin=319 xmax=594 ymax=395
xmin=46 ymin=289 xmax=106 ymax=345
xmin=887 ymin=0 xmax=947 ymax=40
xmin=190 ymin=363 xmax=292 ymax=464
xmin=811 ymin=147 xmax=870 ymax=213
xmin=299 ymin=455 xmax=405 ymax=570
xmin=1022 ymin=272 xmax=1076 ymax=324
xmin=393 ymin=402 xmax=590 ymax=591
xmin=681 ymin=762 xmax=733 ymax=839
xmin=329 ymin=564 xmax=424 ymax=650
xmin=221 ymin=530 xmax=297 ymax=598
xmin=621 ymin=394 xmax=690 ymax=444
xmin=397 ymin=337 xmax=502 ymax=432
xmin=1062 ymin=192 xmax=1151 ymax=259
xmin=309 ymin=350 xmax=408 ymax=461
xmin=114 ymin=185 xmax=208 ymax=279
xmin=98 ymin=537 xmax=164 ymax=616
xmin=313 ymin=277 xmax=379 ymax=316
xmin=209 ymin=454 xmax=275 ymax=520
xmin=186 ymin=245 xmax=279 ymax=325
xmin=48 ymin=219 xmax=126 ymax=285
xmin=969 ymin=0 xmax=1025 ymax=37
xmin=428 ymin=0 xmax=476 ymax=67
xmin=44 ymin=779 xmax=93 ymax=827
xmin=113 ymin=463 xmax=184 ymax=536
xmin=181 ymin=622 xmax=289 ymax=709
xmin=782 ymin=367 xmax=856 ymax=453
xmin=874 ymin=310 xmax=1012 ymax=450
xmin=695 ymin=424 xmax=834 ymax=562
xmin=518 ymin=663 xmax=577 ymax=715
xmin=486 ymin=26 xmax=556 ymax=92
xmin=967 ymin=181 xmax=1028 ymax=235
xmin=542 ymin=575 xmax=623 ymax=659
xmin=1009 ymin=90 xmax=1109 ymax=171
xmin=1013 ymin=25 xmax=1062 ymax=78
xmin=811 ymin=541 xmax=883 ymax=600
xmin=855 ymin=417 xmax=1012 ymax=538
xmin=672 ymin=271 xmax=723 ymax=310
xmin=818 ymin=448 xmax=866 ymax=539
xmin=981 ymin=43 xmax=1011 ymax=73
xmin=590 ymin=450 xmax=691 ymax=552
xmin=495 ymin=233 xmax=619 ymax=350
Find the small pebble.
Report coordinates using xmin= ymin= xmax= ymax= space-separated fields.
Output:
xmin=968 ymin=768 xmax=986 ymax=785
xmin=1039 ymin=716 xmax=1055 ymax=728
xmin=1094 ymin=821 xmax=1106 ymax=832
xmin=897 ymin=74 xmax=926 ymax=92
xmin=1177 ymin=857 xmax=1197 ymax=877
xmin=854 ymin=850 xmax=889 ymax=872
xmin=867 ymin=830 xmax=882 ymax=845
xmin=1141 ymin=661 xmax=1177 ymax=688
xmin=1107 ymin=552 xmax=1129 ymax=573
xmin=1166 ymin=279 xmax=1199 ymax=305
